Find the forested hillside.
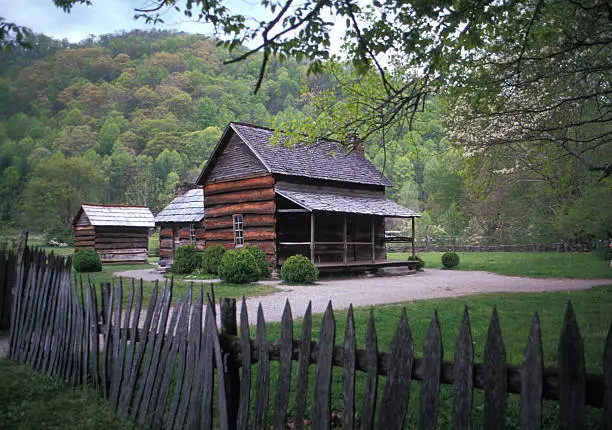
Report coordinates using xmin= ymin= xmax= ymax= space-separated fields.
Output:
xmin=0 ymin=30 xmax=609 ymax=247
xmin=0 ymin=30 xmax=327 ymax=240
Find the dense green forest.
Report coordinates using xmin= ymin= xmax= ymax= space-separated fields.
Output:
xmin=0 ymin=30 xmax=609 ymax=246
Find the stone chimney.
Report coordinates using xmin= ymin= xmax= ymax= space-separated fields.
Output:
xmin=348 ymin=133 xmax=365 ymax=156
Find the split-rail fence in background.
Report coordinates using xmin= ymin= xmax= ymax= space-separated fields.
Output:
xmin=4 ymin=248 xmax=612 ymax=429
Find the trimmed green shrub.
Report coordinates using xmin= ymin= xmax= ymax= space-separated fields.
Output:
xmin=281 ymin=254 xmax=319 ymax=284
xmin=441 ymin=251 xmax=460 ymax=269
xmin=407 ymin=255 xmax=425 ymax=270
xmin=218 ymin=249 xmax=260 ymax=284
xmin=242 ymin=244 xmax=269 ymax=278
xmin=202 ymin=244 xmax=226 ymax=275
xmin=171 ymin=245 xmax=201 ymax=274
xmin=73 ymin=249 xmax=102 ymax=273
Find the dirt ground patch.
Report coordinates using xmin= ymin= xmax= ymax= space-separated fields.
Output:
xmin=243 ymin=269 xmax=609 ymax=324
xmin=109 ymin=267 xmax=609 ymax=325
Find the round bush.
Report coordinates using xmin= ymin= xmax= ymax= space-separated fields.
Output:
xmin=171 ymin=245 xmax=202 ymax=274
xmin=202 ymin=244 xmax=226 ymax=275
xmin=407 ymin=255 xmax=425 ymax=270
xmin=73 ymin=249 xmax=102 ymax=273
xmin=441 ymin=251 xmax=460 ymax=269
xmin=242 ymin=244 xmax=269 ymax=278
xmin=281 ymin=254 xmax=319 ymax=284
xmin=218 ymin=249 xmax=260 ymax=284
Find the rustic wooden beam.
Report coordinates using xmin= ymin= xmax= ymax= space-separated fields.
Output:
xmin=206 ymin=201 xmax=275 ymax=218
xmin=204 ymin=175 xmax=274 ymax=196
xmin=215 ymin=333 xmax=606 ymax=408
xmin=310 ymin=213 xmax=315 ymax=263
xmin=343 ymin=215 xmax=348 ymax=264
xmin=206 ymin=188 xmax=275 ymax=206
xmin=412 ymin=217 xmax=416 ymax=258
xmin=244 ymin=230 xmax=275 ymax=241
xmin=371 ymin=219 xmax=376 ymax=263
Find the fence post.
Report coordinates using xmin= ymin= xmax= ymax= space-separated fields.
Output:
xmin=220 ymin=297 xmax=240 ymax=430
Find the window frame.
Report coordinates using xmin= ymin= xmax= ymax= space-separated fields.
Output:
xmin=189 ymin=223 xmax=196 ymax=245
xmin=232 ymin=214 xmax=244 ymax=247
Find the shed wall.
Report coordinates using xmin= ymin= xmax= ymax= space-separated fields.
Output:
xmin=94 ymin=227 xmax=149 ymax=264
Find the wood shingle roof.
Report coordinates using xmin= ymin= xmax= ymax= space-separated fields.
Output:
xmin=275 ymin=182 xmax=420 ymax=218
xmin=155 ymin=187 xmax=205 ymax=223
xmin=79 ymin=204 xmax=155 ymax=227
xmin=199 ymin=123 xmax=393 ymax=187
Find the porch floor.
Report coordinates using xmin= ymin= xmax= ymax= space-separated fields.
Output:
xmin=313 ymin=259 xmax=416 ymax=273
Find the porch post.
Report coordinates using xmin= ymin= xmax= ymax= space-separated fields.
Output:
xmin=310 ymin=211 xmax=315 ymax=263
xmin=371 ymin=218 xmax=376 ymax=263
xmin=411 ymin=217 xmax=416 ymax=258
xmin=343 ymin=215 xmax=348 ymax=264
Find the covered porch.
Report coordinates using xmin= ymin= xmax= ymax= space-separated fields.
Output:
xmin=274 ymin=182 xmax=421 ymax=272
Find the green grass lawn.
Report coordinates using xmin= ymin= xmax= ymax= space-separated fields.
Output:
xmin=389 ymin=251 xmax=612 ymax=279
xmin=260 ymin=285 xmax=612 ymax=428
xmin=0 ymin=359 xmax=134 ymax=430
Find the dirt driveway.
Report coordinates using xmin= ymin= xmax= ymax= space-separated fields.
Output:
xmin=0 ymin=269 xmax=608 ymax=357
xmin=242 ymin=269 xmax=609 ymax=324
xmin=115 ymin=268 xmax=611 ymax=324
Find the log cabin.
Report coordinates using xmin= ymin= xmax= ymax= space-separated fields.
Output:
xmin=155 ymin=186 xmax=205 ymax=264
xmin=197 ymin=122 xmax=421 ymax=273
xmin=73 ymin=204 xmax=155 ymax=264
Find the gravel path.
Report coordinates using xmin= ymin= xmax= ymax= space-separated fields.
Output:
xmin=114 ymin=268 xmax=610 ymax=325
xmin=243 ymin=269 xmax=609 ymax=324
xmin=0 ymin=270 xmax=607 ymax=356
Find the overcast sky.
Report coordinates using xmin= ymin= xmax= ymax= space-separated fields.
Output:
xmin=1 ymin=0 xmax=252 ymax=42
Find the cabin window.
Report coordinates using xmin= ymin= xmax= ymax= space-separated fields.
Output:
xmin=189 ymin=223 xmax=196 ymax=245
xmin=233 ymin=214 xmax=244 ymax=247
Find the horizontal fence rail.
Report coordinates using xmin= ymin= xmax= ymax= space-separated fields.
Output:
xmin=5 ymin=248 xmax=612 ymax=429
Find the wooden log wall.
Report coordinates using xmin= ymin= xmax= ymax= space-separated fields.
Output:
xmin=204 ymin=175 xmax=277 ymax=266
xmin=159 ymin=227 xmax=173 ymax=260
xmin=74 ymin=212 xmax=150 ymax=264
xmin=158 ymin=224 xmax=206 ymax=261
xmin=8 ymin=262 xmax=612 ymax=430
xmin=95 ymin=227 xmax=149 ymax=264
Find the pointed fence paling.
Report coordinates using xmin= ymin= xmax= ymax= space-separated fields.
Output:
xmin=5 ymin=248 xmax=612 ymax=429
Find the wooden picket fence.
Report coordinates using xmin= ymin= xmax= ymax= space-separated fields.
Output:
xmin=6 ymin=248 xmax=612 ymax=429
xmin=0 ymin=251 xmax=17 ymax=330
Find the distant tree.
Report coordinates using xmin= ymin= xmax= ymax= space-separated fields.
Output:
xmin=18 ymin=152 xmax=104 ymax=235
xmin=53 ymin=125 xmax=97 ymax=155
xmin=96 ymin=120 xmax=120 ymax=156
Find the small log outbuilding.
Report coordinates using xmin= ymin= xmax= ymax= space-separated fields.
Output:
xmin=155 ymin=187 xmax=206 ymax=263
xmin=197 ymin=122 xmax=421 ymax=272
xmin=73 ymin=204 xmax=155 ymax=264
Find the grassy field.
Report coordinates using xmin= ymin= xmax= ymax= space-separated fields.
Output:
xmin=389 ymin=251 xmax=612 ymax=279
xmin=260 ymin=284 xmax=612 ymax=428
xmin=3 ymin=282 xmax=609 ymax=427
xmin=77 ymin=263 xmax=279 ymax=307
xmin=0 ymin=359 xmax=134 ymax=430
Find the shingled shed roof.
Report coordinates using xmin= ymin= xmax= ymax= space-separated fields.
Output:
xmin=275 ymin=182 xmax=420 ymax=218
xmin=78 ymin=204 xmax=155 ymax=227
xmin=198 ymin=123 xmax=393 ymax=187
xmin=155 ymin=187 xmax=205 ymax=223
